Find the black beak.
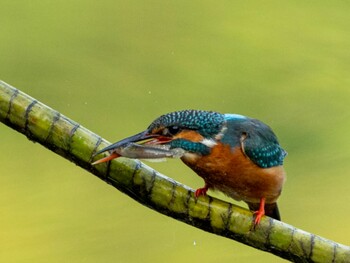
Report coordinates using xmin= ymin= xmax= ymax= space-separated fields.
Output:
xmin=93 ymin=130 xmax=158 ymax=156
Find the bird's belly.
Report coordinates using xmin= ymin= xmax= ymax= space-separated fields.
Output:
xmin=182 ymin=145 xmax=286 ymax=204
xmin=208 ymin=166 xmax=285 ymax=203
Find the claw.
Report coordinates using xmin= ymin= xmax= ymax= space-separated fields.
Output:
xmin=194 ymin=184 xmax=209 ymax=198
xmin=253 ymin=197 xmax=265 ymax=226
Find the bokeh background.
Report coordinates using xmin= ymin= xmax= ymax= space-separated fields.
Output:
xmin=1 ymin=1 xmax=350 ymax=262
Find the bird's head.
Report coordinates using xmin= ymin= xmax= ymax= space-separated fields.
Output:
xmin=92 ymin=110 xmax=229 ymax=165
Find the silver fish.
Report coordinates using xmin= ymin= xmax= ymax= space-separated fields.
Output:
xmin=116 ymin=143 xmax=185 ymax=159
xmin=92 ymin=142 xmax=185 ymax=165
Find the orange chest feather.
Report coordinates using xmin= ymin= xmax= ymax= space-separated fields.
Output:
xmin=181 ymin=143 xmax=286 ymax=203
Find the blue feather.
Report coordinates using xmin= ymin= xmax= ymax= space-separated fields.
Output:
xmin=222 ymin=117 xmax=287 ymax=168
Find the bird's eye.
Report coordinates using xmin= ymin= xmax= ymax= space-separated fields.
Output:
xmin=163 ymin=126 xmax=181 ymax=136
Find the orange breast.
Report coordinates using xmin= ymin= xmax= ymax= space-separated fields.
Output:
xmin=181 ymin=143 xmax=286 ymax=204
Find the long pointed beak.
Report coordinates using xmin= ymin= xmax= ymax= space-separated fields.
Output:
xmin=93 ymin=130 xmax=158 ymax=156
xmin=92 ymin=130 xmax=162 ymax=165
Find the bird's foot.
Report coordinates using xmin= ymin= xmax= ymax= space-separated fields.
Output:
xmin=253 ymin=197 xmax=266 ymax=227
xmin=194 ymin=185 xmax=209 ymax=198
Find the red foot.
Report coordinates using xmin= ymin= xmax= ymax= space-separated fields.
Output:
xmin=194 ymin=185 xmax=209 ymax=198
xmin=253 ymin=197 xmax=266 ymax=226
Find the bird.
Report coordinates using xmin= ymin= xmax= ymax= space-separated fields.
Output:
xmin=92 ymin=110 xmax=287 ymax=226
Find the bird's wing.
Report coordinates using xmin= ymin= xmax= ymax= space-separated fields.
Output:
xmin=241 ymin=133 xmax=287 ymax=168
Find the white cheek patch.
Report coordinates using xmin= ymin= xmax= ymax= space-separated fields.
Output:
xmin=201 ymin=138 xmax=217 ymax=148
xmin=215 ymin=125 xmax=227 ymax=140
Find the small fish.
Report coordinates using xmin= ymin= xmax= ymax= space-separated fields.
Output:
xmin=92 ymin=142 xmax=185 ymax=165
xmin=117 ymin=143 xmax=185 ymax=159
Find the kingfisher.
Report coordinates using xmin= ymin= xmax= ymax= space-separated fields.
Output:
xmin=92 ymin=110 xmax=287 ymax=226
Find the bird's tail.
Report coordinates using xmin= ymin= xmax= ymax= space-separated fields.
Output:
xmin=265 ymin=202 xmax=281 ymax=220
xmin=248 ymin=202 xmax=281 ymax=221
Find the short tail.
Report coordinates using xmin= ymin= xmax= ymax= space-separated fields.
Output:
xmin=266 ymin=202 xmax=281 ymax=220
xmin=248 ymin=202 xmax=281 ymax=221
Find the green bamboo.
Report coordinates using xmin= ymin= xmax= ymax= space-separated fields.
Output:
xmin=1 ymin=80 xmax=349 ymax=262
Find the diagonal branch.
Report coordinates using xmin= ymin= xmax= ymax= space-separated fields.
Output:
xmin=0 ymin=80 xmax=349 ymax=262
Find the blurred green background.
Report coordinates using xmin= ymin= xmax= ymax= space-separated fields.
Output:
xmin=1 ymin=1 xmax=350 ymax=262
